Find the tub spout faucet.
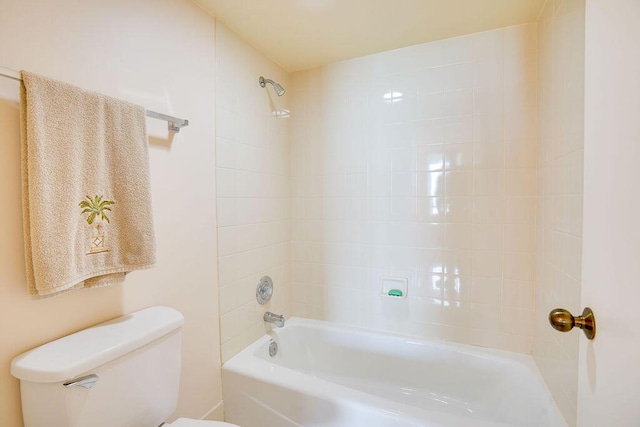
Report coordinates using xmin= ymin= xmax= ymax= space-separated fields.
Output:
xmin=264 ymin=312 xmax=285 ymax=327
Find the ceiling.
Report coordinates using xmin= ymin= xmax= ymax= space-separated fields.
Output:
xmin=194 ymin=0 xmax=546 ymax=72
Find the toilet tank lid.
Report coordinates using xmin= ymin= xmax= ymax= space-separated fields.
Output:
xmin=10 ymin=306 xmax=184 ymax=383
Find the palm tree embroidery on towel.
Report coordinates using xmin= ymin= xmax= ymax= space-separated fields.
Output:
xmin=79 ymin=195 xmax=115 ymax=254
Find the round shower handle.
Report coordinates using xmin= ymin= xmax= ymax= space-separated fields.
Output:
xmin=256 ymin=276 xmax=274 ymax=305
xmin=549 ymin=307 xmax=596 ymax=340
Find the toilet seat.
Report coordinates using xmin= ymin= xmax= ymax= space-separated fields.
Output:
xmin=166 ymin=418 xmax=240 ymax=427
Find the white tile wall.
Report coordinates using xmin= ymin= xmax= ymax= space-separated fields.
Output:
xmin=290 ymin=24 xmax=538 ymax=353
xmin=533 ymin=1 xmax=585 ymax=426
xmin=215 ymin=22 xmax=291 ymax=362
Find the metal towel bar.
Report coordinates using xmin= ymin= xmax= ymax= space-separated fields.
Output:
xmin=0 ymin=66 xmax=189 ymax=133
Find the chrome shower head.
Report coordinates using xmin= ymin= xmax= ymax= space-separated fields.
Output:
xmin=259 ymin=76 xmax=286 ymax=96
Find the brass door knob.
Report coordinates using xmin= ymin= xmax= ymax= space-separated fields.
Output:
xmin=549 ymin=307 xmax=596 ymax=340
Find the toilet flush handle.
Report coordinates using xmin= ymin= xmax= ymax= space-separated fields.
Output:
xmin=63 ymin=374 xmax=99 ymax=389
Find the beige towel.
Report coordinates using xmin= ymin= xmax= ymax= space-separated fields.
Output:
xmin=21 ymin=71 xmax=156 ymax=297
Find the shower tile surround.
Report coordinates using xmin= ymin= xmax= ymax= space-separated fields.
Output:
xmin=532 ymin=1 xmax=585 ymax=425
xmin=290 ymin=24 xmax=538 ymax=354
xmin=215 ymin=22 xmax=292 ymax=362
xmin=215 ymin=16 xmax=584 ymax=425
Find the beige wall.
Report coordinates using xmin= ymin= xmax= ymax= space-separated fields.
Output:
xmin=290 ymin=25 xmax=538 ymax=353
xmin=215 ymin=22 xmax=292 ymax=363
xmin=532 ymin=1 xmax=585 ymax=425
xmin=0 ymin=1 xmax=222 ymax=425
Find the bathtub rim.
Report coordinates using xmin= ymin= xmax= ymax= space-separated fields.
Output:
xmin=222 ymin=317 xmax=567 ymax=427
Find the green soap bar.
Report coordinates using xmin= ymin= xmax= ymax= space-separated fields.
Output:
xmin=388 ymin=289 xmax=403 ymax=297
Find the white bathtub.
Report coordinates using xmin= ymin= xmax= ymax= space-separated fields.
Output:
xmin=222 ymin=318 xmax=566 ymax=427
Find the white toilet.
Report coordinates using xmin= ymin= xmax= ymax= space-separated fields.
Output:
xmin=11 ymin=306 xmax=239 ymax=427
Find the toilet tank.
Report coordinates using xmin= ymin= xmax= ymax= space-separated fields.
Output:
xmin=11 ymin=306 xmax=184 ymax=427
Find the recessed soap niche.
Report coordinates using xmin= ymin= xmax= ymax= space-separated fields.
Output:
xmin=380 ymin=276 xmax=408 ymax=299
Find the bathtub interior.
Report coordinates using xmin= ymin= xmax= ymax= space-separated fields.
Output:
xmin=247 ymin=320 xmax=563 ymax=426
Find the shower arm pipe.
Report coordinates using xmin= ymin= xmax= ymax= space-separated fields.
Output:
xmin=0 ymin=66 xmax=189 ymax=132
xmin=259 ymin=76 xmax=286 ymax=96
xmin=259 ymin=76 xmax=275 ymax=86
